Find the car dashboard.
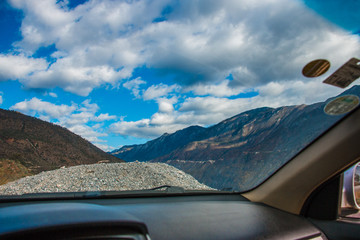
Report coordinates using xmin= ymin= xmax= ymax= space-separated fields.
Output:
xmin=0 ymin=194 xmax=327 ymax=240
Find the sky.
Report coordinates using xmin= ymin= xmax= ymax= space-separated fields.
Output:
xmin=0 ymin=0 xmax=359 ymax=151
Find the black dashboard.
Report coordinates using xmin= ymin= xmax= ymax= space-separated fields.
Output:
xmin=0 ymin=194 xmax=326 ymax=240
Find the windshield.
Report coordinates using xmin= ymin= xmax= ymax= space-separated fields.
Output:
xmin=0 ymin=0 xmax=359 ymax=196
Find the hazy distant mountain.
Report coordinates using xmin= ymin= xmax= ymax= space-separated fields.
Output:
xmin=0 ymin=109 xmax=123 ymax=184
xmin=112 ymin=85 xmax=360 ymax=191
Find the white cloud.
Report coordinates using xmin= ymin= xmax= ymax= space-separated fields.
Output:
xmin=5 ymin=0 xmax=169 ymax=95
xmin=123 ymin=77 xmax=146 ymax=98
xmin=0 ymin=54 xmax=48 ymax=81
xmin=4 ymin=0 xmax=360 ymax=143
xmin=26 ymin=60 xmax=129 ymax=96
xmin=150 ymin=112 xmax=175 ymax=125
xmin=137 ymin=0 xmax=360 ymax=87
xmin=48 ymin=92 xmax=57 ymax=98
xmin=110 ymin=118 xmax=188 ymax=139
xmin=157 ymin=97 xmax=177 ymax=113
xmin=66 ymin=124 xmax=107 ymax=143
xmin=185 ymin=80 xmax=246 ymax=97
xmin=10 ymin=98 xmax=119 ymax=150
xmin=62 ymin=111 xmax=94 ymax=126
xmin=180 ymin=80 xmax=344 ymax=123
xmin=78 ymin=99 xmax=99 ymax=113
xmin=142 ymin=84 xmax=180 ymax=100
xmin=110 ymin=79 xmax=347 ymax=139
xmin=10 ymin=97 xmax=76 ymax=118
xmin=9 ymin=0 xmax=76 ymax=51
xmin=0 ymin=95 xmax=3 ymax=105
xmin=94 ymin=113 xmax=117 ymax=122
xmin=94 ymin=143 xmax=116 ymax=152
xmin=110 ymin=96 xmax=184 ymax=138
xmin=177 ymin=96 xmax=257 ymax=126
xmin=5 ymin=0 xmax=358 ymax=96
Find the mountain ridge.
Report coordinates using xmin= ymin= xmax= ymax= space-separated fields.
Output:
xmin=0 ymin=108 xmax=123 ymax=184
xmin=111 ymin=125 xmax=207 ymax=161
xmin=112 ymin=85 xmax=360 ymax=191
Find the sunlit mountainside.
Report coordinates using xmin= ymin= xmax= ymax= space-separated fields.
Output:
xmin=0 ymin=109 xmax=123 ymax=184
xmin=112 ymin=85 xmax=360 ymax=191
xmin=0 ymin=86 xmax=358 ymax=189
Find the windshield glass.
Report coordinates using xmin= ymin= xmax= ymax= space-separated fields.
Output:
xmin=0 ymin=0 xmax=359 ymax=195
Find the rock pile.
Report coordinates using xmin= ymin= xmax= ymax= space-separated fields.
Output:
xmin=0 ymin=162 xmax=214 ymax=195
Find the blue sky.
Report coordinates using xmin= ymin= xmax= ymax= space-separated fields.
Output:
xmin=0 ymin=0 xmax=359 ymax=151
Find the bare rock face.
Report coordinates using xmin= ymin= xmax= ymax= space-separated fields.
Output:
xmin=112 ymin=86 xmax=360 ymax=191
xmin=0 ymin=162 xmax=214 ymax=195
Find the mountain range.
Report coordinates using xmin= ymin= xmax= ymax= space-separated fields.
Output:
xmin=0 ymin=109 xmax=123 ymax=184
xmin=112 ymin=85 xmax=360 ymax=191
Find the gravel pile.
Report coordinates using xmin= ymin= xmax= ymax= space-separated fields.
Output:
xmin=0 ymin=162 xmax=214 ymax=195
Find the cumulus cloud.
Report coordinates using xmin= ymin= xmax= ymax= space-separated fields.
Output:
xmin=0 ymin=54 xmax=48 ymax=81
xmin=0 ymin=95 xmax=3 ymax=105
xmin=157 ymin=97 xmax=177 ymax=113
xmin=10 ymin=97 xmax=76 ymax=118
xmin=66 ymin=124 xmax=107 ymax=143
xmin=110 ymin=118 xmax=188 ymax=139
xmin=26 ymin=60 xmax=129 ymax=96
xmin=110 ymin=96 xmax=184 ymax=138
xmin=185 ymin=80 xmax=246 ymax=97
xmin=180 ymin=80 xmax=344 ymax=122
xmin=4 ymin=0 xmax=360 ymax=143
xmin=94 ymin=113 xmax=117 ymax=122
xmin=110 ymin=79 xmax=346 ymax=139
xmin=123 ymin=77 xmax=146 ymax=98
xmin=45 ymin=92 xmax=58 ymax=98
xmin=143 ymin=83 xmax=180 ymax=100
xmin=138 ymin=0 xmax=359 ymax=87
xmin=5 ymin=0 xmax=168 ymax=95
xmin=10 ymin=98 xmax=118 ymax=150
xmin=5 ymin=0 xmax=359 ymax=96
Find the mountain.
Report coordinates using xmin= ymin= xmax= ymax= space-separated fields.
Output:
xmin=111 ymin=125 xmax=207 ymax=162
xmin=112 ymin=85 xmax=360 ymax=191
xmin=0 ymin=109 xmax=123 ymax=184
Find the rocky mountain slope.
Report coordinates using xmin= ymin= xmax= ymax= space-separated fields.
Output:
xmin=0 ymin=162 xmax=213 ymax=195
xmin=111 ymin=125 xmax=207 ymax=162
xmin=112 ymin=86 xmax=360 ymax=191
xmin=0 ymin=109 xmax=123 ymax=184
